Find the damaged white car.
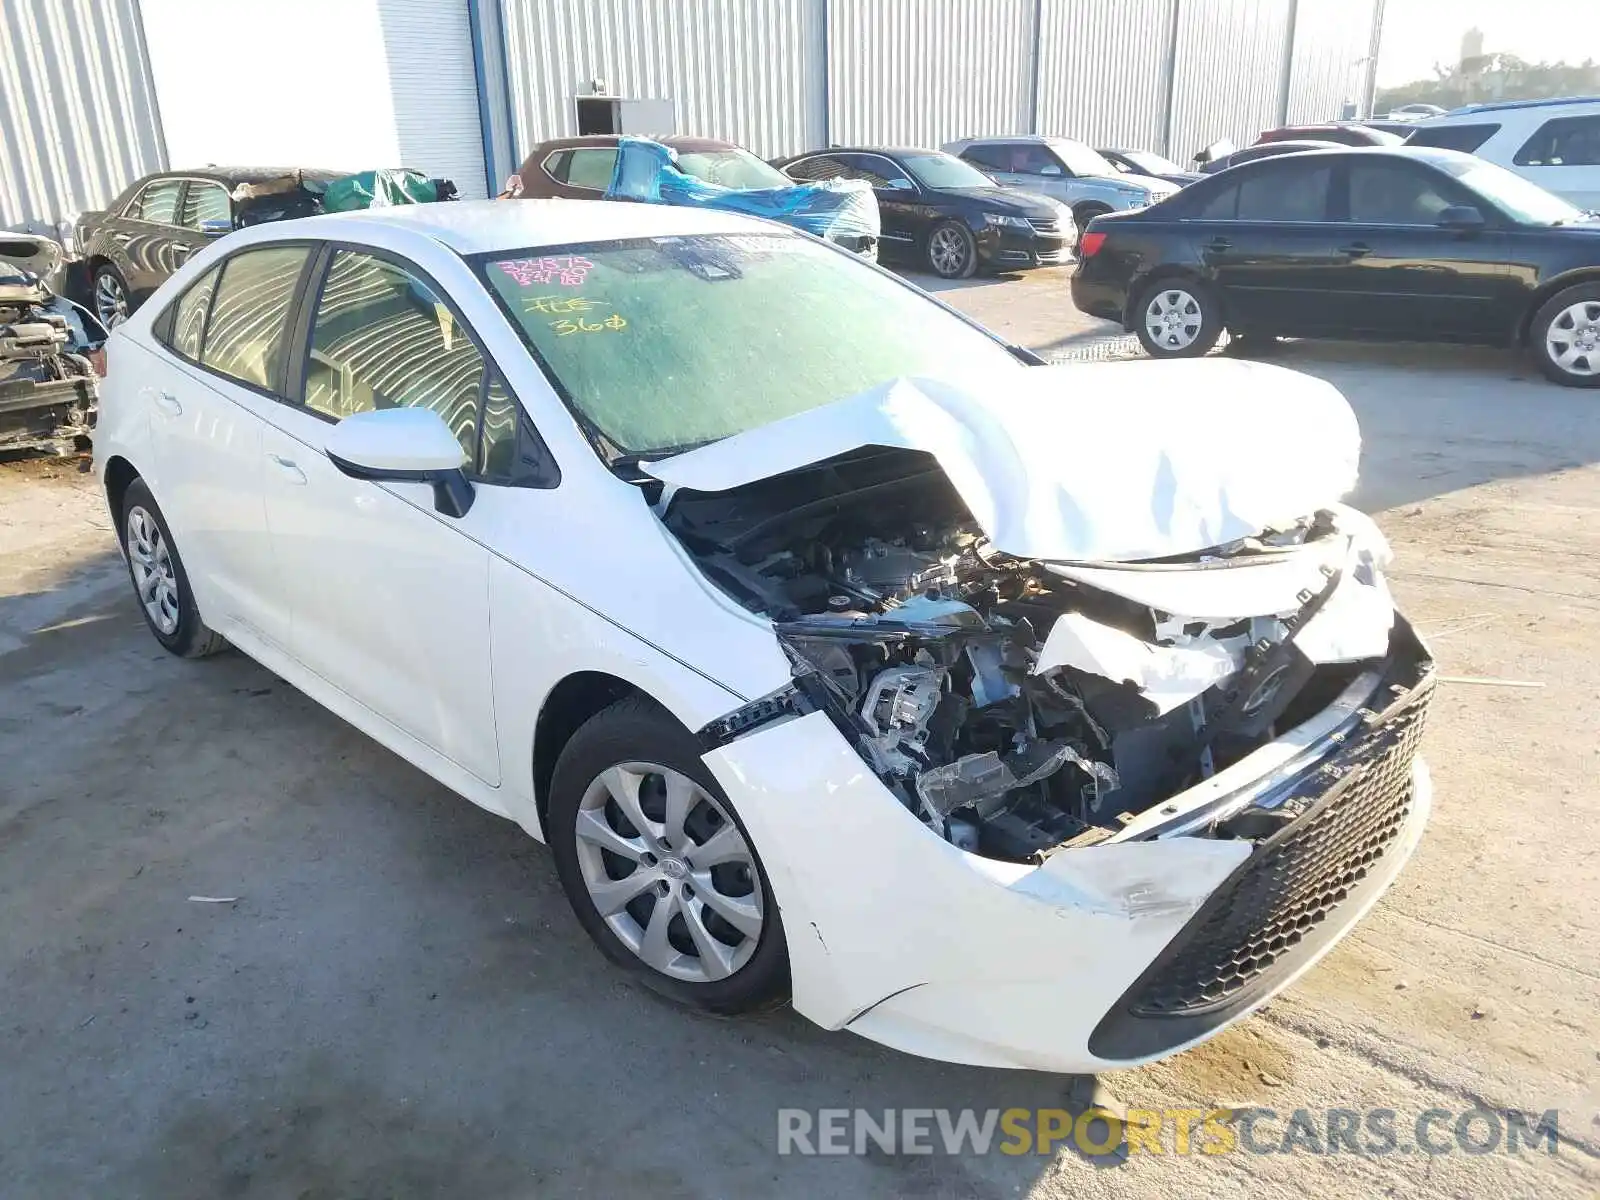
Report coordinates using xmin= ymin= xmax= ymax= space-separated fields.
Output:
xmin=96 ymin=201 xmax=1432 ymax=1072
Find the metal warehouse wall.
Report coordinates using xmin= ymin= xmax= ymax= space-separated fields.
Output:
xmin=826 ymin=0 xmax=1034 ymax=148
xmin=1168 ymin=0 xmax=1294 ymax=163
xmin=1034 ymin=0 xmax=1175 ymax=152
xmin=1 ymin=0 xmax=166 ymax=235
xmin=1285 ymin=0 xmax=1379 ymax=126
xmin=499 ymin=0 xmax=826 ymax=161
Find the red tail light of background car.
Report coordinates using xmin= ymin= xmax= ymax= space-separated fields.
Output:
xmin=1078 ymin=231 xmax=1107 ymax=257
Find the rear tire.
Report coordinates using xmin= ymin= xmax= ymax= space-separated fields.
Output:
xmin=547 ymin=697 xmax=789 ymax=1014
xmin=120 ymin=479 xmax=227 ymax=658
xmin=1133 ymin=278 xmax=1223 ymax=359
xmin=1530 ymin=284 xmax=1600 ymax=387
xmin=92 ymin=264 xmax=131 ymax=327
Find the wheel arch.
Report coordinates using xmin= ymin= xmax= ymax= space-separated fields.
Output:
xmin=531 ymin=671 xmax=665 ymax=840
xmin=102 ymin=454 xmax=142 ymax=526
xmin=1517 ymin=269 xmax=1600 ymax=345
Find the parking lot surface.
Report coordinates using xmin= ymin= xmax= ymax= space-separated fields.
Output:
xmin=2 ymin=267 xmax=1597 ymax=1198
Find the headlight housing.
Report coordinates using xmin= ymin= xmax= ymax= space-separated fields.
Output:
xmin=984 ymin=212 xmax=1032 ymax=230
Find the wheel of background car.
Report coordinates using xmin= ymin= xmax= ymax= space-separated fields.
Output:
xmin=1134 ymin=278 xmax=1223 ymax=359
xmin=119 ymin=479 xmax=228 ymax=658
xmin=1072 ymin=202 xmax=1111 ymax=236
xmin=1530 ymin=283 xmax=1600 ymax=388
xmin=547 ymin=697 xmax=788 ymax=1013
xmin=93 ymin=265 xmax=131 ymax=327
xmin=926 ymin=220 xmax=977 ymax=279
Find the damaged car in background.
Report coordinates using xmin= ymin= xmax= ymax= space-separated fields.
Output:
xmin=97 ymin=207 xmax=1432 ymax=1073
xmin=1 ymin=235 xmax=107 ymax=454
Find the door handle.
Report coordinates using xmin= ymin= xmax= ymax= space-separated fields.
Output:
xmin=268 ymin=453 xmax=307 ymax=485
xmin=1338 ymin=243 xmax=1372 ymax=257
xmin=153 ymin=390 xmax=182 ymax=416
xmin=1205 ymin=237 xmax=1232 ymax=252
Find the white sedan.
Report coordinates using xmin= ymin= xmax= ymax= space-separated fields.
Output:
xmin=95 ymin=199 xmax=1434 ymax=1072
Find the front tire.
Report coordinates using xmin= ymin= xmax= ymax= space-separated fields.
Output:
xmin=926 ymin=220 xmax=978 ymax=279
xmin=120 ymin=479 xmax=227 ymax=658
xmin=1134 ymin=278 xmax=1223 ymax=358
xmin=548 ymin=697 xmax=789 ymax=1014
xmin=1530 ymin=284 xmax=1600 ymax=387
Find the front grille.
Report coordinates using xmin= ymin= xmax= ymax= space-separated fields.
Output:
xmin=1126 ymin=676 xmax=1432 ymax=1019
xmin=1027 ymin=217 xmax=1061 ymax=235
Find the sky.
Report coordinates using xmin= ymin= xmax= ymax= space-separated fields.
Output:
xmin=1376 ymin=0 xmax=1600 ymax=86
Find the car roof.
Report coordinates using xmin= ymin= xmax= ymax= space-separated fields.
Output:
xmin=525 ymin=134 xmax=739 ymax=154
xmin=1437 ymin=94 xmax=1600 ymax=117
xmin=794 ymin=146 xmax=939 ymax=157
xmin=147 ymin=167 xmax=347 ymax=186
xmin=273 ymin=197 xmax=782 ymax=255
xmin=1232 ymin=145 xmax=1479 ymax=167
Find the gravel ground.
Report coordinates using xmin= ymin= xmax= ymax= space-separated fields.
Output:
xmin=1 ymin=266 xmax=1596 ymax=1198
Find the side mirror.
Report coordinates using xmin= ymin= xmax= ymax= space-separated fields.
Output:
xmin=1437 ymin=205 xmax=1486 ymax=232
xmin=325 ymin=408 xmax=475 ymax=517
xmin=1040 ymin=164 xmax=1063 ymax=177
xmin=199 ymin=218 xmax=232 ymax=238
xmin=885 ymin=177 xmax=915 ymax=191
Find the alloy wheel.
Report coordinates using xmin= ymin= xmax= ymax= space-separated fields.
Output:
xmin=95 ymin=273 xmax=129 ymax=327
xmin=574 ymin=762 xmax=764 ymax=983
xmin=929 ymin=226 xmax=969 ymax=276
xmin=1546 ymin=300 xmax=1600 ymax=377
xmin=1144 ymin=288 xmax=1204 ymax=351
xmin=125 ymin=506 xmax=180 ymax=635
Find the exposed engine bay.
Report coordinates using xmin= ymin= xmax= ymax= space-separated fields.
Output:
xmin=0 ymin=243 xmax=105 ymax=454
xmin=667 ymin=447 xmax=1407 ymax=863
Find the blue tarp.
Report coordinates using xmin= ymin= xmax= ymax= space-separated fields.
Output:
xmin=604 ymin=137 xmax=880 ymax=245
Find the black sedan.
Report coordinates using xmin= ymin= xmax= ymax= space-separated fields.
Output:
xmin=73 ymin=167 xmax=340 ymax=326
xmin=776 ymin=148 xmax=1071 ymax=278
xmin=1071 ymin=147 xmax=1600 ymax=386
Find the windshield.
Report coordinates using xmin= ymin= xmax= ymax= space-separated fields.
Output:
xmin=1441 ymin=157 xmax=1585 ymax=225
xmin=478 ymin=235 xmax=1022 ymax=458
xmin=673 ymin=148 xmax=792 ymax=191
xmin=900 ymin=153 xmax=994 ymax=189
xmin=1051 ymin=141 xmax=1119 ymax=177
xmin=1119 ymin=150 xmax=1182 ymax=176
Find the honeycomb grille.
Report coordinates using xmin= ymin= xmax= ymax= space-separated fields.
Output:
xmin=1127 ymin=679 xmax=1432 ymax=1018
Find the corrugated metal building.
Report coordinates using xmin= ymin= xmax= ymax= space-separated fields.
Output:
xmin=4 ymin=0 xmax=1383 ymax=235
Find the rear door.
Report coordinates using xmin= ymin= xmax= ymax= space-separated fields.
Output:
xmin=1187 ymin=158 xmax=1346 ymax=335
xmin=116 ymin=178 xmax=187 ymax=297
xmin=1327 ymin=158 xmax=1520 ymax=341
xmin=142 ymin=244 xmax=314 ymax=649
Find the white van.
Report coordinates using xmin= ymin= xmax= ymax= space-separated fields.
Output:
xmin=1407 ymin=97 xmax=1600 ymax=210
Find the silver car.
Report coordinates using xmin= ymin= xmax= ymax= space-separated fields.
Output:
xmin=945 ymin=135 xmax=1180 ymax=228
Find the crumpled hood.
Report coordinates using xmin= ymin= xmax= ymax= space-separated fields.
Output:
xmin=644 ymin=361 xmax=1360 ymax=563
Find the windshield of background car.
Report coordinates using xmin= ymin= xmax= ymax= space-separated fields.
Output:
xmin=901 ymin=153 xmax=994 ymax=189
xmin=477 ymin=234 xmax=1022 ymax=458
xmin=1050 ymin=140 xmax=1119 ymax=177
xmin=1440 ymin=157 xmax=1584 ymax=224
xmin=674 ymin=149 xmax=792 ymax=190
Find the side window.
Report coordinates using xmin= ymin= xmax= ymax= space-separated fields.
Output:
xmin=540 ymin=149 xmax=571 ymax=181
xmin=1192 ymin=182 xmax=1240 ymax=220
xmin=563 ymin=148 xmax=619 ymax=190
xmin=131 ymin=180 xmax=183 ymax=226
xmin=179 ymin=182 xmax=231 ymax=230
xmin=1347 ymin=163 xmax=1456 ymax=224
xmin=1236 ymin=163 xmax=1332 ymax=221
xmin=839 ymin=154 xmax=912 ymax=188
xmin=303 ymin=251 xmax=485 ymax=462
xmin=959 ymin=144 xmax=1009 ymax=171
xmin=1514 ymin=115 xmax=1600 ymax=167
xmin=1013 ymin=144 xmax=1060 ymax=175
xmin=162 ymin=267 xmax=221 ymax=361
xmin=1406 ymin=122 xmax=1500 ymax=153
xmin=784 ymin=155 xmax=849 ymax=182
xmin=199 ymin=246 xmax=310 ymax=391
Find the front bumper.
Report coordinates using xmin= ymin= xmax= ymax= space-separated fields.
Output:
xmin=976 ymin=226 xmax=1073 ymax=271
xmin=0 ymin=376 xmax=96 ymax=453
xmin=703 ymin=638 xmax=1433 ymax=1072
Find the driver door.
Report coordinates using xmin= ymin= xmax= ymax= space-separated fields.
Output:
xmin=257 ymin=246 xmax=505 ymax=784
